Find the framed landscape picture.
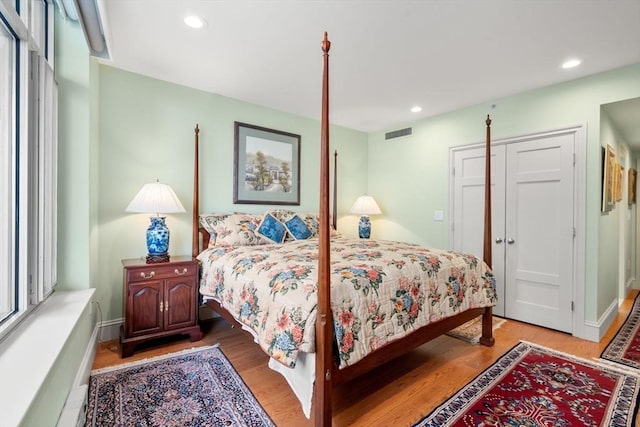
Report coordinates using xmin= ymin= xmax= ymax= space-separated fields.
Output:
xmin=233 ymin=122 xmax=301 ymax=205
xmin=601 ymin=145 xmax=615 ymax=212
xmin=629 ymin=168 xmax=637 ymax=205
xmin=615 ymin=163 xmax=624 ymax=202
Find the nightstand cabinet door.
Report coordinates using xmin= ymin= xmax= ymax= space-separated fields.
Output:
xmin=120 ymin=256 xmax=202 ymax=358
xmin=127 ymin=281 xmax=163 ymax=336
xmin=165 ymin=277 xmax=198 ymax=330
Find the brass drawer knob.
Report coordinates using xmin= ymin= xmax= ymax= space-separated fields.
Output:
xmin=174 ymin=268 xmax=188 ymax=276
xmin=140 ymin=271 xmax=155 ymax=279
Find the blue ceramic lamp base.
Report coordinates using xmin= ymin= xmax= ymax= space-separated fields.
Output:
xmin=146 ymin=216 xmax=171 ymax=263
xmin=358 ymin=216 xmax=371 ymax=239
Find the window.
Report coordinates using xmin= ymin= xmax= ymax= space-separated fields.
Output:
xmin=0 ymin=0 xmax=56 ymax=341
xmin=29 ymin=0 xmax=47 ymax=58
xmin=28 ymin=51 xmax=57 ymax=305
xmin=0 ymin=13 xmax=17 ymax=326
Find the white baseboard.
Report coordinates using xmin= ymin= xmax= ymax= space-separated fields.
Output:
xmin=97 ymin=318 xmax=123 ymax=342
xmin=582 ymin=298 xmax=619 ymax=343
xmin=626 ymin=278 xmax=635 ymax=295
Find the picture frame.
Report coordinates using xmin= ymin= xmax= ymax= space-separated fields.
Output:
xmin=233 ymin=122 xmax=301 ymax=205
xmin=601 ymin=145 xmax=615 ymax=212
xmin=615 ymin=163 xmax=624 ymax=202
xmin=629 ymin=168 xmax=637 ymax=205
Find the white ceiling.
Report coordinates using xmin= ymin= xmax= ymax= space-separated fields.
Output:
xmin=91 ymin=0 xmax=640 ymax=142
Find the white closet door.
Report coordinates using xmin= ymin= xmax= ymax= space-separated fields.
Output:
xmin=452 ymin=144 xmax=505 ymax=316
xmin=503 ymin=133 xmax=574 ymax=332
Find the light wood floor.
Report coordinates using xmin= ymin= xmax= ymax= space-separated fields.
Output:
xmin=93 ymin=290 xmax=639 ymax=426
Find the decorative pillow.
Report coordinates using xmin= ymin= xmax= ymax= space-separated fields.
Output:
xmin=297 ymin=213 xmax=320 ymax=237
xmin=200 ymin=213 xmax=264 ymax=247
xmin=267 ymin=209 xmax=295 ymax=223
xmin=284 ymin=215 xmax=313 ymax=240
xmin=257 ymin=213 xmax=287 ymax=243
xmin=263 ymin=210 xmax=295 ymax=241
xmin=199 ymin=213 xmax=232 ymax=247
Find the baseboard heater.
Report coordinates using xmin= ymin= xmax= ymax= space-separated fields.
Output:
xmin=56 ymin=384 xmax=88 ymax=427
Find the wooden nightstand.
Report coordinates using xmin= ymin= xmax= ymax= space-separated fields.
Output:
xmin=120 ymin=256 xmax=202 ymax=357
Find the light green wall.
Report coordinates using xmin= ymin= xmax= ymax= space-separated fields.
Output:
xmin=55 ymin=12 xmax=90 ymax=290
xmin=600 ymin=106 xmax=637 ymax=305
xmin=598 ymin=109 xmax=622 ymax=312
xmin=89 ymin=56 xmax=101 ymax=309
xmin=95 ymin=65 xmax=368 ymax=320
xmin=368 ymin=63 xmax=640 ymax=322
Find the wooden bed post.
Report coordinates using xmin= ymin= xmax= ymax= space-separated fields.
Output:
xmin=315 ymin=31 xmax=333 ymax=427
xmin=480 ymin=115 xmax=495 ymax=347
xmin=483 ymin=115 xmax=492 ymax=268
xmin=192 ymin=124 xmax=200 ymax=259
xmin=333 ymin=150 xmax=338 ymax=231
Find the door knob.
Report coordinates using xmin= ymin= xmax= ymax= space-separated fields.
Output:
xmin=495 ymin=238 xmax=503 ymax=244
xmin=507 ymin=238 xmax=515 ymax=244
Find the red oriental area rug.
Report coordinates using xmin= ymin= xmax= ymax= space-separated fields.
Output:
xmin=601 ymin=292 xmax=640 ymax=370
xmin=413 ymin=341 xmax=640 ymax=427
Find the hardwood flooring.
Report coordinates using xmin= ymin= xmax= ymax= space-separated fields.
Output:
xmin=92 ymin=290 xmax=639 ymax=426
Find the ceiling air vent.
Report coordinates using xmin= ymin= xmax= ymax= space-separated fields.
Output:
xmin=385 ymin=127 xmax=412 ymax=140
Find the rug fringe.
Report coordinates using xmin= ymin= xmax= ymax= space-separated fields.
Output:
xmin=519 ymin=340 xmax=640 ymax=377
xmin=90 ymin=344 xmax=220 ymax=375
xmin=592 ymin=357 xmax=640 ymax=377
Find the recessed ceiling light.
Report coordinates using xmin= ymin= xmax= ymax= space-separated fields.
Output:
xmin=561 ymin=59 xmax=581 ymax=69
xmin=184 ymin=15 xmax=206 ymax=29
xmin=411 ymin=106 xmax=422 ymax=113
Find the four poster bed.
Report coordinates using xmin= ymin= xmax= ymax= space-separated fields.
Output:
xmin=191 ymin=33 xmax=496 ymax=426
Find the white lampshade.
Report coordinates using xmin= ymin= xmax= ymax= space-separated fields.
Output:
xmin=126 ymin=181 xmax=186 ymax=214
xmin=349 ymin=194 xmax=382 ymax=216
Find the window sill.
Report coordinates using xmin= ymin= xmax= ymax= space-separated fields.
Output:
xmin=0 ymin=289 xmax=94 ymax=426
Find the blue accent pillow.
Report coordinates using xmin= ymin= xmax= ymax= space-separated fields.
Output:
xmin=285 ymin=215 xmax=312 ymax=240
xmin=257 ymin=213 xmax=287 ymax=243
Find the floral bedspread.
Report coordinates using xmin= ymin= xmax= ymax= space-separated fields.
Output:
xmin=198 ymin=236 xmax=496 ymax=369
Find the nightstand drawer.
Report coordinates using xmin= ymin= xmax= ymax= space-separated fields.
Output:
xmin=126 ymin=263 xmax=197 ymax=282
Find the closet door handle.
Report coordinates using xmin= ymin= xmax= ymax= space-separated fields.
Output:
xmin=507 ymin=238 xmax=515 ymax=244
xmin=495 ymin=238 xmax=503 ymax=244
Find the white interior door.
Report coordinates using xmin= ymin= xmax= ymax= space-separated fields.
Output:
xmin=503 ymin=134 xmax=574 ymax=332
xmin=451 ymin=132 xmax=575 ymax=332
xmin=452 ymin=145 xmax=505 ymax=315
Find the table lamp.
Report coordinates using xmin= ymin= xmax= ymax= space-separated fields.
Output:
xmin=349 ymin=194 xmax=382 ymax=239
xmin=126 ymin=180 xmax=185 ymax=263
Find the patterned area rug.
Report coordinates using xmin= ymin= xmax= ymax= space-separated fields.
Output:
xmin=445 ymin=316 xmax=506 ymax=344
xmin=86 ymin=345 xmax=274 ymax=427
xmin=413 ymin=341 xmax=640 ymax=427
xmin=601 ymin=292 xmax=640 ymax=370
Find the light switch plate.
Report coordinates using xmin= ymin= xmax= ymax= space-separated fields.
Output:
xmin=433 ymin=210 xmax=444 ymax=221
